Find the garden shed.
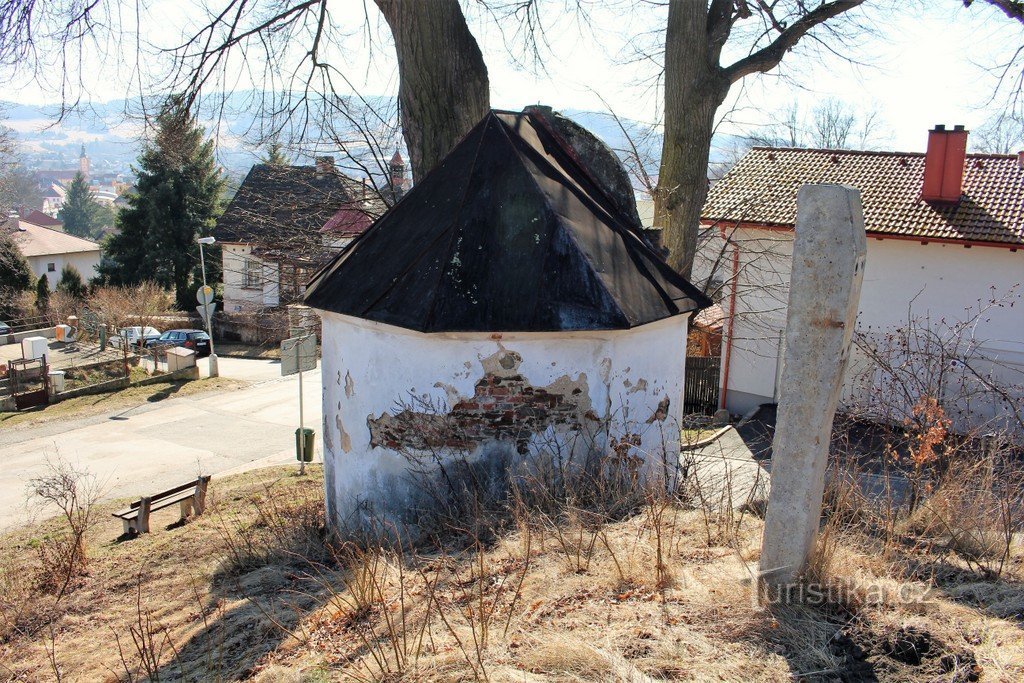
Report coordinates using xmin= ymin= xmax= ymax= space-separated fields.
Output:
xmin=305 ymin=107 xmax=710 ymax=530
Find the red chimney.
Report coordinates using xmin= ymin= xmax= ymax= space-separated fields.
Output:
xmin=921 ymin=125 xmax=968 ymax=203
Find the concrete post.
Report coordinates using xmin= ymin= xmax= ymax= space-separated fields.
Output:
xmin=759 ymin=184 xmax=866 ymax=588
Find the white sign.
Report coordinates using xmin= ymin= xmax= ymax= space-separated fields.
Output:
xmin=196 ymin=303 xmax=217 ymax=326
xmin=281 ymin=334 xmax=317 ymax=376
xmin=196 ymin=285 xmax=215 ymax=306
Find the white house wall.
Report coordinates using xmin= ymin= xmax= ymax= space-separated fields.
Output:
xmin=27 ymin=251 xmax=101 ymax=290
xmin=720 ymin=228 xmax=1024 ymax=431
xmin=221 ymin=243 xmax=281 ymax=311
xmin=318 ymin=312 xmax=689 ymax=531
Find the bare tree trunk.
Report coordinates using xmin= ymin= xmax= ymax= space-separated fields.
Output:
xmin=656 ymin=2 xmax=730 ymax=279
xmin=375 ymin=0 xmax=490 ymax=182
xmin=657 ymin=0 xmax=865 ymax=278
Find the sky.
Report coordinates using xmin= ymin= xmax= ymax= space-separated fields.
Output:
xmin=3 ymin=1 xmax=1023 ymax=156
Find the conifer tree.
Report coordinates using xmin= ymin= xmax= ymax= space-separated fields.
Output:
xmin=56 ymin=264 xmax=87 ymax=299
xmin=59 ymin=172 xmax=104 ymax=238
xmin=35 ymin=274 xmax=49 ymax=313
xmin=261 ymin=141 xmax=289 ymax=165
xmin=0 ymin=232 xmax=33 ymax=319
xmin=100 ymin=99 xmax=224 ymax=309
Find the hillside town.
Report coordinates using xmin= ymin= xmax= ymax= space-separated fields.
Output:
xmin=0 ymin=2 xmax=1023 ymax=681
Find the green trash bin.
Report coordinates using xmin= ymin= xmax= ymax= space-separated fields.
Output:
xmin=295 ymin=428 xmax=315 ymax=462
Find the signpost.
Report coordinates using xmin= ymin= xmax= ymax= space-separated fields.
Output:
xmin=281 ymin=333 xmax=318 ymax=474
xmin=196 ymin=237 xmax=219 ymax=378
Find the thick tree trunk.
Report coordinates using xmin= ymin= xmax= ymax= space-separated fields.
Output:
xmin=656 ymin=1 xmax=730 ymax=279
xmin=375 ymin=0 xmax=490 ymax=182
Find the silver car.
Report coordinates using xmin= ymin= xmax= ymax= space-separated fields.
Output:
xmin=110 ymin=326 xmax=162 ymax=348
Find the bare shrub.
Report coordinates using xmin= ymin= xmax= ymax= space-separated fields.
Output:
xmin=216 ymin=478 xmax=328 ymax=576
xmin=903 ymin=442 xmax=1024 ymax=577
xmin=27 ymin=460 xmax=103 ymax=598
xmin=383 ymin=392 xmax=675 ymax=551
xmin=87 ymin=283 xmax=175 ymax=343
xmin=111 ymin=571 xmax=180 ymax=682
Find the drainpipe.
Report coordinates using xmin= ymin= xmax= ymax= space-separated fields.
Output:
xmin=719 ymin=226 xmax=739 ymax=411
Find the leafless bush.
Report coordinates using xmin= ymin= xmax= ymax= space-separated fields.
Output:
xmin=383 ymin=392 xmax=678 ymax=549
xmin=28 ymin=459 xmax=103 ymax=598
xmin=216 ymin=478 xmax=328 ymax=576
xmin=111 ymin=570 xmax=181 ymax=682
xmin=87 ymin=283 xmax=175 ymax=341
xmin=903 ymin=441 xmax=1024 ymax=577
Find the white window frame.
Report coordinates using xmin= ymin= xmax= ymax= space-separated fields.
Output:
xmin=243 ymin=258 xmax=262 ymax=289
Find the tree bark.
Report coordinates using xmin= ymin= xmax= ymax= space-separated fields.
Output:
xmin=656 ymin=1 xmax=730 ymax=279
xmin=657 ymin=0 xmax=865 ymax=278
xmin=374 ymin=0 xmax=490 ymax=182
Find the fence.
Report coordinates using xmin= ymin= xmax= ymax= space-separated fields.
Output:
xmin=684 ymin=356 xmax=721 ymax=416
xmin=3 ymin=315 xmax=52 ymax=334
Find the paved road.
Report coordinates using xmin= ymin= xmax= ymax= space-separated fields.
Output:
xmin=0 ymin=357 xmax=322 ymax=531
xmin=683 ymin=426 xmax=771 ymax=510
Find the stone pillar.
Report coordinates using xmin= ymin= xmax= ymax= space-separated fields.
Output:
xmin=759 ymin=184 xmax=866 ymax=588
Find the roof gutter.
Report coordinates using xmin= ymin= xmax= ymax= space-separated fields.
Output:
xmin=700 ymin=219 xmax=1021 ymax=251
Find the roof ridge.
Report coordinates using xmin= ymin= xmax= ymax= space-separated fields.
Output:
xmin=20 ymin=220 xmax=100 ymax=245
xmin=497 ymin=112 xmax=633 ymax=328
xmin=749 ymin=146 xmax=1022 ymax=160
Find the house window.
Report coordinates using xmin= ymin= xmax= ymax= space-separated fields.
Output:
xmin=47 ymin=263 xmax=56 ymax=272
xmin=243 ymin=259 xmax=262 ymax=289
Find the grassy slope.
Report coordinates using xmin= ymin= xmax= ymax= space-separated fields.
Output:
xmin=1 ymin=466 xmax=1022 ymax=682
xmin=0 ymin=375 xmax=248 ymax=430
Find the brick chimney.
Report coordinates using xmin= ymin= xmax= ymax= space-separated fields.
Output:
xmin=921 ymin=125 xmax=968 ymax=203
xmin=1017 ymin=150 xmax=1024 ymax=170
xmin=315 ymin=156 xmax=335 ymax=178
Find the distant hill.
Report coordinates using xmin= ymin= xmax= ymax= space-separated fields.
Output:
xmin=2 ymin=94 xmax=739 ymax=188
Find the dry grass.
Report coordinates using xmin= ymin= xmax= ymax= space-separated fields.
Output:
xmin=1 ymin=465 xmax=1022 ymax=682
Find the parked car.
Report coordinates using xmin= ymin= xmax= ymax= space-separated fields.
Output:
xmin=146 ymin=329 xmax=212 ymax=357
xmin=0 ymin=321 xmax=11 ymax=336
xmin=110 ymin=326 xmax=162 ymax=348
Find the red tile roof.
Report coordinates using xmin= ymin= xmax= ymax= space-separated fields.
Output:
xmin=702 ymin=148 xmax=1024 ymax=247
xmin=320 ymin=204 xmax=376 ymax=237
xmin=18 ymin=209 xmax=62 ymax=228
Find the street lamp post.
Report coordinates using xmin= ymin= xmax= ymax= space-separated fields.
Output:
xmin=198 ymin=236 xmax=219 ymax=378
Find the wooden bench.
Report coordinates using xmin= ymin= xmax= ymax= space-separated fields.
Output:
xmin=112 ymin=476 xmax=211 ymax=535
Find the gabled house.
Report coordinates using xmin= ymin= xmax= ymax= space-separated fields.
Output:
xmin=214 ymin=157 xmax=383 ymax=312
xmin=5 ymin=215 xmax=102 ymax=288
xmin=699 ymin=125 xmax=1023 ymax=431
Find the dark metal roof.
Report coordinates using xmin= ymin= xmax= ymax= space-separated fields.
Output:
xmin=304 ymin=109 xmax=710 ymax=333
xmin=214 ymin=163 xmax=380 ymax=249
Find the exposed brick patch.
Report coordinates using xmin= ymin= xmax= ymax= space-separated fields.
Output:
xmin=368 ymin=351 xmax=593 ymax=454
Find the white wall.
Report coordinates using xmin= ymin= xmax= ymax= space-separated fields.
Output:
xmin=719 ymin=229 xmax=1024 ymax=430
xmin=221 ymin=243 xmax=280 ymax=312
xmin=27 ymin=251 xmax=101 ymax=290
xmin=318 ymin=312 xmax=689 ymax=531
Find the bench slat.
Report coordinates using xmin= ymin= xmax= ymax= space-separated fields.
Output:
xmin=117 ymin=479 xmax=205 ymax=513
xmin=111 ymin=478 xmax=207 ymax=519
xmin=113 ymin=488 xmax=198 ymax=519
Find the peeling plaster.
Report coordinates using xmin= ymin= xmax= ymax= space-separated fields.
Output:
xmin=368 ymin=349 xmax=594 ymax=454
xmin=646 ymin=396 xmax=671 ymax=423
xmin=628 ymin=378 xmax=649 ymax=394
xmin=345 ymin=371 xmax=355 ymax=398
xmin=336 ymin=413 xmax=352 ymax=453
xmin=433 ymin=381 xmax=462 ymax=406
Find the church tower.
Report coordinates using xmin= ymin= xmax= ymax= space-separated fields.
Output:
xmin=78 ymin=144 xmax=90 ymax=180
xmin=388 ymin=150 xmax=406 ymax=202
